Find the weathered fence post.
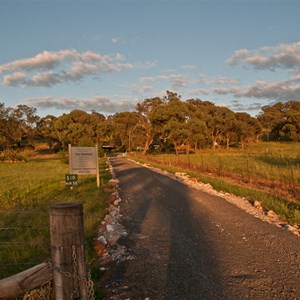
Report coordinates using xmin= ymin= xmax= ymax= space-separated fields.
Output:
xmin=0 ymin=262 xmax=52 ymax=298
xmin=50 ymin=203 xmax=89 ymax=299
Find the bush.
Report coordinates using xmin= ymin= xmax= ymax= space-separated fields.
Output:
xmin=57 ymin=150 xmax=69 ymax=164
xmin=0 ymin=150 xmax=28 ymax=162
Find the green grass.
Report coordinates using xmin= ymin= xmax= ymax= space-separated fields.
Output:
xmin=0 ymin=156 xmax=111 ymax=298
xmin=131 ymin=142 xmax=300 ymax=225
xmin=161 ymin=143 xmax=300 ymax=184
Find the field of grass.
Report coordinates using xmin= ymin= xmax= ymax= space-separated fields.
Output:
xmin=131 ymin=142 xmax=300 ymax=225
xmin=1 ymin=142 xmax=299 ymax=297
xmin=0 ymin=154 xmax=111 ymax=298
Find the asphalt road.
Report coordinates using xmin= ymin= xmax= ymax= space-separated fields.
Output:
xmin=101 ymin=157 xmax=300 ymax=300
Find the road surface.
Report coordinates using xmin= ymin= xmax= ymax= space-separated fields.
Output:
xmin=100 ymin=157 xmax=300 ymax=300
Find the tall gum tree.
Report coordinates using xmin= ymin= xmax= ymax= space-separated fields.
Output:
xmin=235 ymin=112 xmax=262 ymax=149
xmin=186 ymin=99 xmax=236 ymax=149
xmin=36 ymin=115 xmax=58 ymax=151
xmin=53 ymin=110 xmax=106 ymax=149
xmin=149 ymin=92 xmax=192 ymax=155
xmin=258 ymin=101 xmax=300 ymax=141
xmin=0 ymin=103 xmax=39 ymax=148
xmin=136 ymin=96 xmax=165 ymax=155
xmin=111 ymin=112 xmax=142 ymax=151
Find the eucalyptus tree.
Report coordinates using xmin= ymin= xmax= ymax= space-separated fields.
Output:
xmin=111 ymin=111 xmax=143 ymax=151
xmin=36 ymin=115 xmax=58 ymax=150
xmin=186 ymin=99 xmax=236 ymax=149
xmin=0 ymin=103 xmax=8 ymax=144
xmin=0 ymin=103 xmax=40 ymax=148
xmin=99 ymin=116 xmax=116 ymax=146
xmin=136 ymin=96 xmax=165 ymax=154
xmin=14 ymin=105 xmax=40 ymax=146
xmin=0 ymin=102 xmax=11 ymax=148
xmin=258 ymin=102 xmax=287 ymax=141
xmin=284 ymin=103 xmax=300 ymax=141
xmin=53 ymin=110 xmax=106 ymax=149
xmin=235 ymin=112 xmax=262 ymax=149
xmin=149 ymin=92 xmax=193 ymax=154
xmin=258 ymin=101 xmax=300 ymax=141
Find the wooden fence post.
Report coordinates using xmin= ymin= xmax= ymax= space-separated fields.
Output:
xmin=50 ymin=203 xmax=88 ymax=299
xmin=0 ymin=262 xmax=52 ymax=298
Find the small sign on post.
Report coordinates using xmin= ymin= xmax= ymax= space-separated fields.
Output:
xmin=65 ymin=174 xmax=78 ymax=187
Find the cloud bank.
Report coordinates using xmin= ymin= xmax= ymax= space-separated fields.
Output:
xmin=3 ymin=41 xmax=300 ymax=116
xmin=226 ymin=41 xmax=300 ymax=71
xmin=0 ymin=49 xmax=134 ymax=87
xmin=214 ymin=75 xmax=300 ymax=101
xmin=25 ymin=95 xmax=136 ymax=114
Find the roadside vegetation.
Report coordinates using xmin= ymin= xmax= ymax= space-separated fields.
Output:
xmin=0 ymin=91 xmax=299 ymax=294
xmin=130 ymin=142 xmax=300 ymax=226
xmin=1 ymin=92 xmax=299 ymax=157
xmin=0 ymin=148 xmax=111 ymax=299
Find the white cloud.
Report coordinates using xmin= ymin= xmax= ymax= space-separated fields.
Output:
xmin=0 ymin=50 xmax=78 ymax=73
xmin=139 ymin=73 xmax=195 ymax=89
xmin=25 ymin=95 xmax=136 ymax=114
xmin=199 ymin=74 xmax=239 ymax=85
xmin=0 ymin=49 xmax=135 ymax=87
xmin=226 ymin=41 xmax=300 ymax=71
xmin=214 ymin=76 xmax=300 ymax=101
xmin=225 ymin=49 xmax=249 ymax=66
xmin=141 ymin=85 xmax=156 ymax=93
xmin=111 ymin=37 xmax=124 ymax=44
xmin=187 ymin=88 xmax=210 ymax=96
xmin=31 ymin=72 xmax=61 ymax=87
xmin=214 ymin=87 xmax=240 ymax=95
xmin=3 ymin=72 xmax=26 ymax=86
xmin=229 ymin=100 xmax=265 ymax=113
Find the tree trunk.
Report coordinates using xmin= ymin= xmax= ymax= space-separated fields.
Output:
xmin=226 ymin=138 xmax=230 ymax=149
xmin=142 ymin=135 xmax=153 ymax=155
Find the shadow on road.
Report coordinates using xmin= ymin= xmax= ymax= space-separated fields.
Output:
xmin=103 ymin=157 xmax=229 ymax=299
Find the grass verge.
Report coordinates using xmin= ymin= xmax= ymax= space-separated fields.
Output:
xmin=130 ymin=154 xmax=300 ymax=226
xmin=0 ymin=157 xmax=111 ymax=299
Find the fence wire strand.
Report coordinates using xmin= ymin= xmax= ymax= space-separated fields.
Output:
xmin=0 ymin=210 xmax=50 ymax=279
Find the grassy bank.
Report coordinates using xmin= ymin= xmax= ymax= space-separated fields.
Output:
xmin=130 ymin=142 xmax=300 ymax=225
xmin=0 ymin=155 xmax=111 ymax=298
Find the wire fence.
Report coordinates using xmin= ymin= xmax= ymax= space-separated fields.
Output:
xmin=0 ymin=210 xmax=50 ymax=281
xmin=0 ymin=204 xmax=95 ymax=299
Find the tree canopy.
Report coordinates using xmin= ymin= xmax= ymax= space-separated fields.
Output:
xmin=0 ymin=94 xmax=299 ymax=153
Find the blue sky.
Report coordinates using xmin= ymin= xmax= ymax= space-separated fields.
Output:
xmin=0 ymin=0 xmax=300 ymax=118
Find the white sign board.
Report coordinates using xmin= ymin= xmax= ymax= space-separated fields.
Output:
xmin=70 ymin=146 xmax=97 ymax=174
xmin=68 ymin=145 xmax=100 ymax=187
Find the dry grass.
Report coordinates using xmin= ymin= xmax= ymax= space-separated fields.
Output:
xmin=130 ymin=142 xmax=300 ymax=225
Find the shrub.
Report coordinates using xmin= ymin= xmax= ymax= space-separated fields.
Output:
xmin=0 ymin=150 xmax=28 ymax=162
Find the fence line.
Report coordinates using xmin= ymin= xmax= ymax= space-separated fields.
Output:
xmin=0 ymin=203 xmax=94 ymax=299
xmin=0 ymin=210 xmax=48 ymax=215
xmin=0 ymin=211 xmax=50 ymax=274
xmin=0 ymin=227 xmax=48 ymax=230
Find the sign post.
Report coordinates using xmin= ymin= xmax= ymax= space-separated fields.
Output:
xmin=68 ymin=144 xmax=100 ymax=187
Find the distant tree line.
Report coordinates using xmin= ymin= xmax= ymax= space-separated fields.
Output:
xmin=0 ymin=91 xmax=299 ymax=154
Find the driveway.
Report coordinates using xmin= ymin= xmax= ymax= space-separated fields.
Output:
xmin=100 ymin=157 xmax=300 ymax=300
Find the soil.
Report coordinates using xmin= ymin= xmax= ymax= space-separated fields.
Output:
xmin=98 ymin=157 xmax=300 ymax=300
